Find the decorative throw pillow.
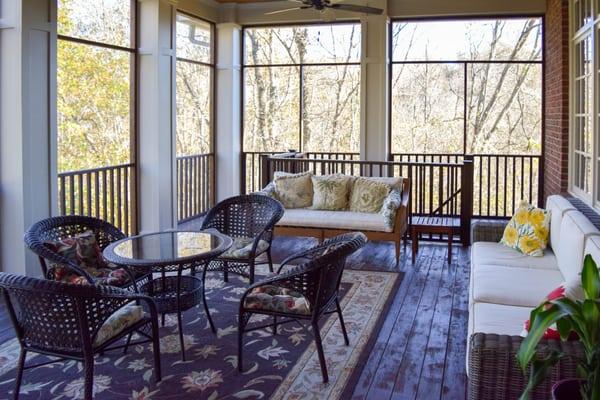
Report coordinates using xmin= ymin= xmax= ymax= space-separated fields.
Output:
xmin=500 ymin=200 xmax=551 ymax=257
xmin=521 ymin=281 xmax=583 ymax=340
xmin=44 ymin=231 xmax=130 ymax=286
xmin=349 ymin=177 xmax=391 ymax=213
xmin=311 ymin=174 xmax=350 ymax=211
xmin=380 ymin=189 xmax=403 ymax=230
xmin=273 ymin=171 xmax=313 ymax=209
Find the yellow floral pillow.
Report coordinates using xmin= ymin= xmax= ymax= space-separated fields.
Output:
xmin=501 ymin=200 xmax=551 ymax=257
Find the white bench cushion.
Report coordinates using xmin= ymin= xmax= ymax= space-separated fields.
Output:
xmin=471 ymin=241 xmax=559 ymax=270
xmin=471 ymin=264 xmax=564 ymax=308
xmin=277 ymin=209 xmax=393 ymax=232
xmin=555 ymin=211 xmax=600 ymax=283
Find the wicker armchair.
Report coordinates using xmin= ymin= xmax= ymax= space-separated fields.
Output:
xmin=238 ymin=232 xmax=367 ymax=383
xmin=23 ymin=215 xmax=146 ymax=289
xmin=468 ymin=221 xmax=584 ymax=399
xmin=0 ymin=272 xmax=161 ymax=400
xmin=200 ymin=194 xmax=284 ymax=284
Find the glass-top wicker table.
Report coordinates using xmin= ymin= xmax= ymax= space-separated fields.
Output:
xmin=103 ymin=229 xmax=232 ymax=360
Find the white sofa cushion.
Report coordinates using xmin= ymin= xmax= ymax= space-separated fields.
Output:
xmin=584 ymin=235 xmax=600 ymax=265
xmin=277 ymin=209 xmax=393 ymax=232
xmin=468 ymin=302 xmax=532 ymax=338
xmin=471 ymin=264 xmax=564 ymax=308
xmin=546 ymin=195 xmax=576 ymax=249
xmin=471 ymin=241 xmax=559 ymax=270
xmin=555 ymin=211 xmax=600 ymax=283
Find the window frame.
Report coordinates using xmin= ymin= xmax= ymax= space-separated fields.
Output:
xmin=240 ymin=20 xmax=362 ymax=154
xmin=174 ymin=9 xmax=217 ymax=156
xmin=387 ymin=14 xmax=545 ymax=158
xmin=56 ymin=0 xmax=139 ymax=233
xmin=569 ymin=0 xmax=600 ymax=207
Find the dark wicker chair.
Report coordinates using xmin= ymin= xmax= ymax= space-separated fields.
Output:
xmin=23 ymin=215 xmax=145 ymax=289
xmin=200 ymin=194 xmax=284 ymax=284
xmin=0 ymin=272 xmax=162 ymax=400
xmin=238 ymin=232 xmax=367 ymax=383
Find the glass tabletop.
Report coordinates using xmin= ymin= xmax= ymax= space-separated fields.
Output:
xmin=105 ymin=230 xmax=231 ymax=265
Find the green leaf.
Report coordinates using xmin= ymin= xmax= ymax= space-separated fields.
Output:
xmin=582 ymin=254 xmax=600 ymax=300
xmin=518 ymin=351 xmax=564 ymax=400
xmin=551 ymin=298 xmax=590 ymax=344
xmin=556 ymin=318 xmax=572 ymax=341
xmin=517 ymin=305 xmax=568 ymax=371
xmin=582 ymin=300 xmax=600 ymax=340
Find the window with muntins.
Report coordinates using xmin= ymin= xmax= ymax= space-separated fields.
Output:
xmin=570 ymin=0 xmax=600 ymax=206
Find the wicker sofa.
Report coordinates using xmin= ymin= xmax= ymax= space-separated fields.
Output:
xmin=468 ymin=195 xmax=598 ymax=399
xmin=258 ymin=174 xmax=410 ymax=261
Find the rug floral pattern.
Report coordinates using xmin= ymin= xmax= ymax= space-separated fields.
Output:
xmin=0 ymin=267 xmax=398 ymax=399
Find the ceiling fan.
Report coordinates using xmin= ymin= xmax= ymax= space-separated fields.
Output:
xmin=265 ymin=0 xmax=383 ymax=20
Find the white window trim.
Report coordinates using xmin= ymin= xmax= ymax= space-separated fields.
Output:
xmin=568 ymin=0 xmax=600 ymax=209
xmin=569 ymin=0 xmax=600 ymax=208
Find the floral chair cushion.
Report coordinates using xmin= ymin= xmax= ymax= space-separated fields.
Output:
xmin=221 ymin=237 xmax=270 ymax=259
xmin=244 ymin=284 xmax=310 ymax=315
xmin=44 ymin=231 xmax=131 ymax=286
xmin=93 ymin=304 xmax=144 ymax=347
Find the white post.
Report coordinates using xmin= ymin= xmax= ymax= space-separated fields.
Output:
xmin=137 ymin=0 xmax=177 ymax=233
xmin=215 ymin=22 xmax=242 ymax=200
xmin=360 ymin=1 xmax=389 ymax=163
xmin=0 ymin=0 xmax=57 ymax=275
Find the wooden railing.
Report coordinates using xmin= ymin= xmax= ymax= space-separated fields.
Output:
xmin=260 ymin=155 xmax=474 ymax=244
xmin=241 ymin=151 xmax=359 ymax=194
xmin=58 ymin=163 xmax=135 ymax=235
xmin=176 ymin=153 xmax=215 ymax=223
xmin=391 ymin=153 xmax=541 ymax=218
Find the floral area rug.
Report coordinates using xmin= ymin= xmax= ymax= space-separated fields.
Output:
xmin=0 ymin=267 xmax=400 ymax=400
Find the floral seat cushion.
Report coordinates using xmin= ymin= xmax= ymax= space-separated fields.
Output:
xmin=93 ymin=304 xmax=144 ymax=347
xmin=220 ymin=237 xmax=269 ymax=259
xmin=244 ymin=284 xmax=310 ymax=315
xmin=44 ymin=231 xmax=132 ymax=286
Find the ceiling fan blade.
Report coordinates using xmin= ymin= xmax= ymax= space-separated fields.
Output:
xmin=264 ymin=6 xmax=309 ymax=15
xmin=329 ymin=3 xmax=383 ymax=14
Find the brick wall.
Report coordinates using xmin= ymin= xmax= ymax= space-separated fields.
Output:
xmin=544 ymin=0 xmax=570 ymax=198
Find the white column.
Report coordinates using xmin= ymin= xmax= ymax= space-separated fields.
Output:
xmin=137 ymin=0 xmax=177 ymax=233
xmin=0 ymin=0 xmax=57 ymax=275
xmin=215 ymin=23 xmax=242 ymax=200
xmin=360 ymin=1 xmax=389 ymax=162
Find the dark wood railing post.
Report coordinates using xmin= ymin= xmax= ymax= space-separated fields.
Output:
xmin=259 ymin=154 xmax=271 ymax=190
xmin=460 ymin=155 xmax=474 ymax=246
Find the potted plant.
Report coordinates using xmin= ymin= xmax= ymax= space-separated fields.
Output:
xmin=517 ymin=255 xmax=600 ymax=400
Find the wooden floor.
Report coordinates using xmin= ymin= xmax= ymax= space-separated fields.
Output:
xmin=0 ymin=236 xmax=470 ymax=400
xmin=268 ymin=236 xmax=470 ymax=400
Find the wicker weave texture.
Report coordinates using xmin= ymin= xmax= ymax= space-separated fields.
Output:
xmin=468 ymin=333 xmax=584 ymax=400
